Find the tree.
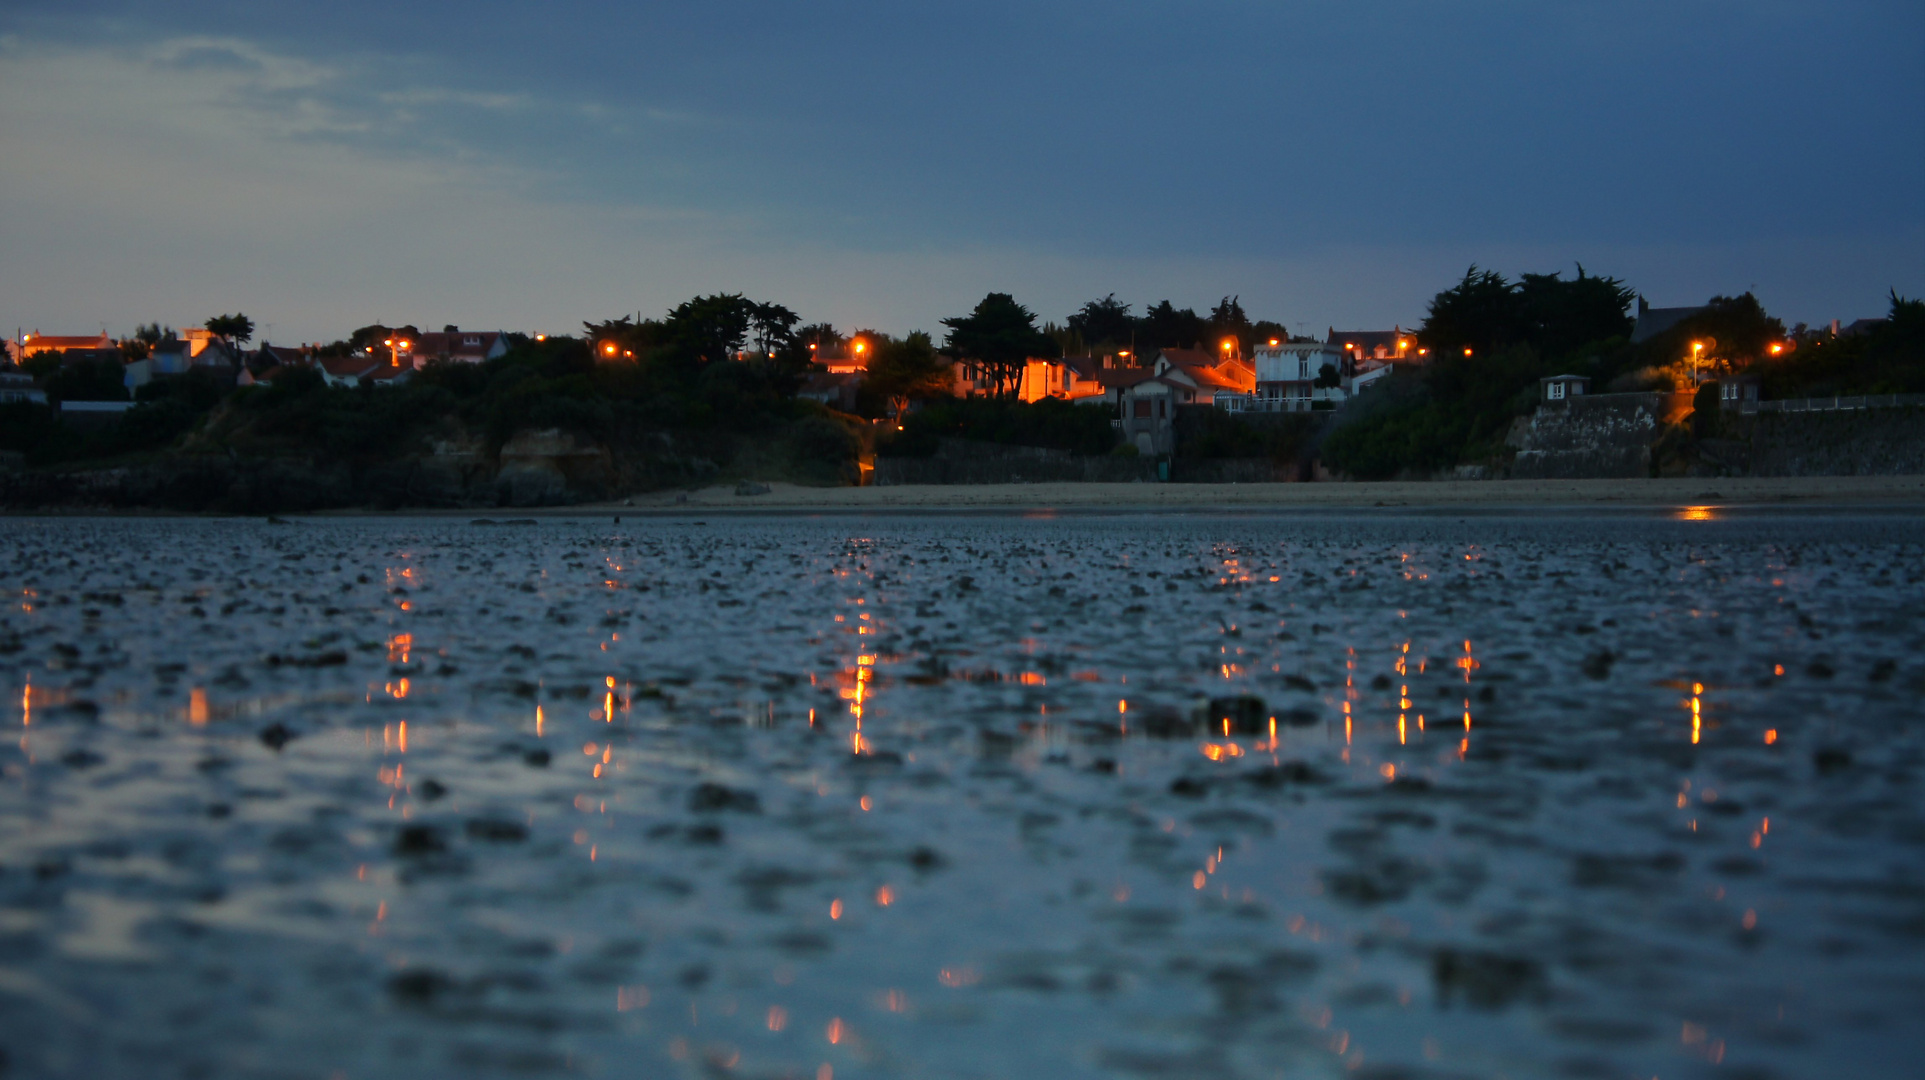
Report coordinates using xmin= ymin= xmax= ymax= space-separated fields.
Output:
xmin=796 ymin=323 xmax=844 ymax=359
xmin=1137 ymin=300 xmax=1207 ymax=352
xmin=1314 ymin=363 xmax=1342 ymax=389
xmin=581 ymin=315 xmax=664 ymax=361
xmin=942 ymin=293 xmax=1059 ymax=397
xmin=205 ymin=313 xmax=255 ymax=348
xmin=662 ymin=294 xmax=755 ymax=366
xmin=1208 ymin=295 xmax=1252 ymax=353
xmin=1418 ymin=267 xmax=1520 ymax=357
xmin=1647 ymin=293 xmax=1785 ymax=373
xmin=1067 ymin=294 xmax=1135 ymax=352
xmin=864 ymin=331 xmax=950 ymax=418
xmin=1250 ymin=320 xmax=1290 ymax=346
xmin=1516 ymin=265 xmax=1634 ymax=359
xmin=749 ymin=302 xmax=801 ymax=359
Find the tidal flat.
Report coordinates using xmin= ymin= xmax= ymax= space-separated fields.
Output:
xmin=1 ymin=511 xmax=1921 ymax=1080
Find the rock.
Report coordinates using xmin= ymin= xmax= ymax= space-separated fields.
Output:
xmin=393 ymin=824 xmax=448 ymax=854
xmin=1581 ymin=650 xmax=1615 ymax=679
xmin=689 ymin=782 xmax=760 ymax=813
xmin=1195 ymin=694 xmax=1266 ymax=736
xmin=259 ymin=723 xmax=296 ymax=750
xmin=465 ymin=818 xmax=528 ymax=842
xmin=1431 ymin=948 xmax=1547 ymax=1010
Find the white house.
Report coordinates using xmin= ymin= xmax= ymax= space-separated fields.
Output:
xmin=1246 ymin=342 xmax=1346 ymax=412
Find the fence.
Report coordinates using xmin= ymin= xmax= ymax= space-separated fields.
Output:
xmin=1743 ymin=394 xmax=1925 ymax=414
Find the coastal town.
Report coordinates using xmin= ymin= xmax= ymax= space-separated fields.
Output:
xmin=3 ymin=272 xmax=1920 ymax=508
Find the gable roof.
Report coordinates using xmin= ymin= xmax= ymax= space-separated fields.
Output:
xmin=413 ymin=330 xmax=506 ymax=361
xmin=1630 ymin=300 xmax=1707 ymax=343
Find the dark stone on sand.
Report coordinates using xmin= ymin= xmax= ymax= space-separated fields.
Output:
xmin=1200 ymin=694 xmax=1267 ymax=736
xmin=1244 ymin=762 xmax=1328 ymax=788
xmin=258 ymin=723 xmax=296 ymax=751
xmin=1581 ymin=650 xmax=1615 ymax=679
xmin=909 ymin=845 xmax=945 ymax=870
xmin=1814 ymin=747 xmax=1853 ymax=775
xmin=689 ymin=782 xmax=761 ymax=813
xmin=418 ymin=779 xmax=448 ymax=800
xmin=523 ymin=748 xmax=551 ymax=767
xmin=1571 ymin=851 xmax=1684 ymax=889
xmin=264 ymin=650 xmax=347 ymax=668
xmin=1170 ymin=776 xmax=1213 ymax=798
xmin=388 ymin=968 xmax=456 ymax=1003
xmin=1283 ymin=674 xmax=1317 ymax=692
xmin=1433 ymin=948 xmax=1548 ymax=1010
xmin=394 ymin=824 xmax=448 ymax=855
xmin=60 ymin=749 xmax=104 ymax=769
xmin=466 ymin=818 xmax=528 ymax=842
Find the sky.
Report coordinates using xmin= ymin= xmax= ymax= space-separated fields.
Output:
xmin=2 ymin=0 xmax=1921 ymax=346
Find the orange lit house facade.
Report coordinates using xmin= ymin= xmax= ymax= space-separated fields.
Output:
xmin=1117 ymin=349 xmax=1256 ymax=455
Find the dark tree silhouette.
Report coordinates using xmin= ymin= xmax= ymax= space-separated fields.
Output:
xmin=942 ymin=293 xmax=1059 ymax=397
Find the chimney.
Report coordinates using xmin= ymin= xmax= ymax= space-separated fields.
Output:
xmin=1830 ymin=319 xmax=1840 ymax=336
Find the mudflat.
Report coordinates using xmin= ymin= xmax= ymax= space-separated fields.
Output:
xmin=2 ymin=511 xmax=1921 ymax=1078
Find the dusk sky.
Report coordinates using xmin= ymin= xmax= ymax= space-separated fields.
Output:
xmin=3 ymin=0 xmax=1920 ymax=347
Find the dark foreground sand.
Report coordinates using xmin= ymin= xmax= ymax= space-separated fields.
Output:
xmin=591 ymin=474 xmax=1925 ymax=514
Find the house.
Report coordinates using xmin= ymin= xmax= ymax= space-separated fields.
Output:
xmin=1716 ymin=375 xmax=1762 ymax=410
xmin=1017 ymin=355 xmax=1110 ymax=403
xmin=318 ymin=356 xmax=383 ymax=387
xmin=1115 ymin=349 xmax=1258 ymax=454
xmin=1540 ymin=374 xmax=1589 ymax=402
xmin=366 ymin=364 xmax=415 ymax=388
xmin=818 ymin=350 xmax=868 ymax=375
xmin=798 ymin=372 xmax=862 ymax=412
xmin=408 ymin=329 xmax=510 ymax=367
xmin=126 ymin=334 xmax=238 ymax=389
xmin=0 ymin=371 xmax=48 ymax=405
xmin=14 ymin=331 xmax=113 ymax=360
xmin=1248 ymin=342 xmax=1347 ymax=413
xmin=1630 ymin=297 xmax=1707 ymax=344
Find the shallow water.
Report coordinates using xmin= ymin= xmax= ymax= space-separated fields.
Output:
xmin=2 ymin=510 xmax=1922 ymax=1080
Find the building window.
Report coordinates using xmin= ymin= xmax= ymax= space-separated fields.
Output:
xmin=1548 ymin=382 xmax=1565 ymax=400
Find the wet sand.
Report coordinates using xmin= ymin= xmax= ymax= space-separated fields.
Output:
xmin=2 ymin=512 xmax=1922 ymax=1079
xmin=597 ymin=475 xmax=1925 ymax=514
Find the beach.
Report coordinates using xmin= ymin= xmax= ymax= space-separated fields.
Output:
xmin=595 ymin=474 xmax=1925 ymax=514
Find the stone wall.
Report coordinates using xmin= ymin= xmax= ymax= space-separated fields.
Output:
xmin=874 ymin=438 xmax=1156 ymax=485
xmin=1510 ymin=393 xmax=1680 ymax=479
xmin=1710 ymin=406 xmax=1925 ymax=477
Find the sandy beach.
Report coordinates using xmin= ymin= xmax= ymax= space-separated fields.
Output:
xmin=588 ymin=474 xmax=1925 ymax=514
